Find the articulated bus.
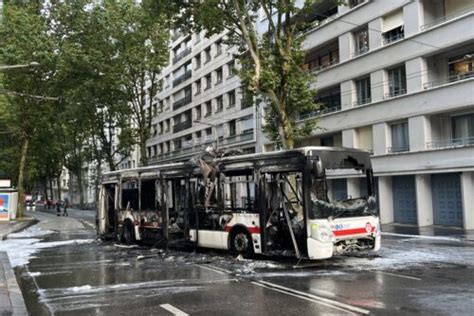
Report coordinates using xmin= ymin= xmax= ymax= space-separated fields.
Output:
xmin=97 ymin=147 xmax=381 ymax=260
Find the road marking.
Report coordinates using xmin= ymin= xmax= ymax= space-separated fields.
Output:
xmin=252 ymin=280 xmax=370 ymax=315
xmin=160 ymin=304 xmax=189 ymax=316
xmin=196 ymin=263 xmax=227 ymax=275
xmin=378 ymin=271 xmax=421 ymax=281
xmin=195 ymin=263 xmax=232 ymax=275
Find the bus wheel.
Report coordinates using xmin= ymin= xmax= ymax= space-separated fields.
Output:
xmin=230 ymin=229 xmax=253 ymax=257
xmin=122 ymin=221 xmax=135 ymax=245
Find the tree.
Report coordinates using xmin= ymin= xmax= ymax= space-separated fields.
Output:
xmin=179 ymin=0 xmax=320 ymax=149
xmin=0 ymin=2 xmax=59 ymax=217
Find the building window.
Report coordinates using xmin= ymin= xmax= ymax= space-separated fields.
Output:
xmin=215 ymin=68 xmax=223 ymax=84
xmin=382 ymin=10 xmax=404 ymax=45
xmin=216 ymin=96 xmax=224 ymax=112
xmin=205 ymin=102 xmax=212 ymax=116
xmin=390 ymin=122 xmax=409 ymax=152
xmin=215 ymin=40 xmax=223 ymax=56
xmin=448 ymin=53 xmax=474 ymax=82
xmin=355 ymin=76 xmax=371 ymax=106
xmin=206 ymin=127 xmax=212 ymax=136
xmin=228 ymin=90 xmax=236 ymax=107
xmin=196 ymin=106 xmax=202 ymax=120
xmin=195 ymin=54 xmax=201 ymax=69
xmin=305 ymin=41 xmax=339 ymax=72
xmin=227 ymin=60 xmax=236 ymax=77
xmin=348 ymin=0 xmax=365 ymax=8
xmin=229 ymin=120 xmax=236 ymax=136
xmin=387 ymin=65 xmax=407 ymax=97
xmin=353 ymin=27 xmax=369 ymax=56
xmin=452 ymin=113 xmax=474 ymax=144
xmin=195 ymin=80 xmax=201 ymax=95
xmin=216 ymin=124 xmax=225 ymax=140
xmin=205 ymin=74 xmax=212 ymax=90
xmin=241 ymin=116 xmax=254 ymax=134
xmin=320 ymin=136 xmax=334 ymax=146
xmin=204 ymin=47 xmax=211 ymax=63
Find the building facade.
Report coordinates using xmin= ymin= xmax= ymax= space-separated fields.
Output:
xmin=287 ymin=0 xmax=473 ymax=229
xmin=145 ymin=30 xmax=258 ymax=165
xmin=146 ymin=0 xmax=473 ymax=229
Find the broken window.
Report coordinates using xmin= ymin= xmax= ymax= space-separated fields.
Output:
xmin=223 ymin=173 xmax=256 ymax=212
xmin=121 ymin=179 xmax=139 ymax=210
xmin=140 ymin=179 xmax=157 ymax=211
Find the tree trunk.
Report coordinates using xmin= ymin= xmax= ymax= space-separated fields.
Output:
xmin=43 ymin=178 xmax=48 ymax=200
xmin=49 ymin=178 xmax=54 ymax=200
xmin=16 ymin=138 xmax=30 ymax=219
xmin=94 ymin=161 xmax=102 ymax=204
xmin=139 ymin=136 xmax=148 ymax=167
xmin=77 ymin=169 xmax=84 ymax=209
xmin=57 ymin=174 xmax=62 ymax=203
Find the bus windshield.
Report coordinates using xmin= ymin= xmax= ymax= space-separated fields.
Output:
xmin=309 ymin=168 xmax=378 ymax=219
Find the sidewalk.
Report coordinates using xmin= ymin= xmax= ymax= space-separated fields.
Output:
xmin=0 ymin=219 xmax=34 ymax=316
xmin=382 ymin=223 xmax=474 ymax=242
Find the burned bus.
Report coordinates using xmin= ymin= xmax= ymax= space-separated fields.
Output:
xmin=97 ymin=147 xmax=381 ymax=260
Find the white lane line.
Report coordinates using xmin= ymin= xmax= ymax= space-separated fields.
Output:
xmin=160 ymin=303 xmax=189 ymax=316
xmin=195 ymin=264 xmax=227 ymax=275
xmin=378 ymin=271 xmax=422 ymax=281
xmin=251 ymin=282 xmax=358 ymax=315
xmin=254 ymin=280 xmax=370 ymax=315
xmin=196 ymin=263 xmax=232 ymax=275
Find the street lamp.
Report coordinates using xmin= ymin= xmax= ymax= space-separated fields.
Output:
xmin=0 ymin=61 xmax=40 ymax=70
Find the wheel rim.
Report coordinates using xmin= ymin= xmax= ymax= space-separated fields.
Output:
xmin=234 ymin=233 xmax=249 ymax=253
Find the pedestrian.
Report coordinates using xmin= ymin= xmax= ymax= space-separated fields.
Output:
xmin=47 ymin=199 xmax=51 ymax=210
xmin=56 ymin=200 xmax=61 ymax=216
xmin=63 ymin=198 xmax=69 ymax=217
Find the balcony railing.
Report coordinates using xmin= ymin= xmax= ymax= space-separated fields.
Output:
xmin=241 ymin=99 xmax=253 ymax=109
xmin=309 ymin=58 xmax=339 ymax=73
xmin=426 ymin=137 xmax=474 ymax=149
xmin=353 ymin=97 xmax=371 ymax=107
xmin=298 ymin=105 xmax=341 ymax=120
xmin=420 ymin=5 xmax=474 ymax=31
xmin=423 ymin=72 xmax=474 ymax=89
xmin=383 ymin=32 xmax=404 ymax=45
xmin=172 ymin=47 xmax=192 ymax=65
xmin=172 ymin=94 xmax=192 ymax=110
xmin=173 ymin=120 xmax=192 ymax=133
xmin=220 ymin=130 xmax=254 ymax=146
xmin=172 ymin=70 xmax=192 ymax=88
xmin=387 ymin=145 xmax=409 ymax=153
xmin=352 ymin=46 xmax=369 ymax=58
xmin=385 ymin=88 xmax=406 ymax=99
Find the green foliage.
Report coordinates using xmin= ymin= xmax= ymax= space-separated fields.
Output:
xmin=180 ymin=0 xmax=323 ymax=148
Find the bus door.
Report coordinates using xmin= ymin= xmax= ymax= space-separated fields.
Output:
xmin=98 ymin=183 xmax=118 ymax=237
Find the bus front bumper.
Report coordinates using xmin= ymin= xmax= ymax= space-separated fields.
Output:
xmin=307 ymin=235 xmax=381 ymax=260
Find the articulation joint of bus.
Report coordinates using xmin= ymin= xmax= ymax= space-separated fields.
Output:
xmin=97 ymin=147 xmax=381 ymax=261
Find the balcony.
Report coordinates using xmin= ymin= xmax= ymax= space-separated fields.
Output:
xmin=384 ymin=88 xmax=406 ymax=99
xmin=387 ymin=145 xmax=409 ymax=154
xmin=383 ymin=32 xmax=404 ymax=45
xmin=353 ymin=97 xmax=371 ymax=107
xmin=172 ymin=70 xmax=192 ymax=88
xmin=220 ymin=130 xmax=254 ymax=146
xmin=423 ymin=72 xmax=474 ymax=89
xmin=172 ymin=94 xmax=192 ymax=110
xmin=420 ymin=5 xmax=474 ymax=31
xmin=172 ymin=47 xmax=192 ymax=65
xmin=426 ymin=137 xmax=474 ymax=150
xmin=173 ymin=120 xmax=192 ymax=133
xmin=298 ymin=105 xmax=341 ymax=120
xmin=352 ymin=46 xmax=369 ymax=58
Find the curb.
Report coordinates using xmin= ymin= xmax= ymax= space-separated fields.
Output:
xmin=0 ymin=219 xmax=39 ymax=241
xmin=0 ymin=252 xmax=28 ymax=315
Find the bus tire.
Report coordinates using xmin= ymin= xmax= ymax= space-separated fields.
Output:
xmin=230 ymin=228 xmax=253 ymax=257
xmin=122 ymin=220 xmax=135 ymax=245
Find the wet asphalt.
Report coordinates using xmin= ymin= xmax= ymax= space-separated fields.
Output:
xmin=10 ymin=210 xmax=474 ymax=315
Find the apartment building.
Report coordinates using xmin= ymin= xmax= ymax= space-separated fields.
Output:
xmin=145 ymin=30 xmax=257 ymax=165
xmin=284 ymin=0 xmax=473 ymax=229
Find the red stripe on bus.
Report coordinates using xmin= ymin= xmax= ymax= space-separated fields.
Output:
xmin=224 ymin=226 xmax=261 ymax=234
xmin=332 ymin=228 xmax=371 ymax=236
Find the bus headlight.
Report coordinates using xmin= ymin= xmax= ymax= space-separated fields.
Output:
xmin=311 ymin=223 xmax=333 ymax=243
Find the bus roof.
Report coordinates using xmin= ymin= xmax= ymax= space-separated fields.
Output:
xmin=101 ymin=146 xmax=372 ymax=181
